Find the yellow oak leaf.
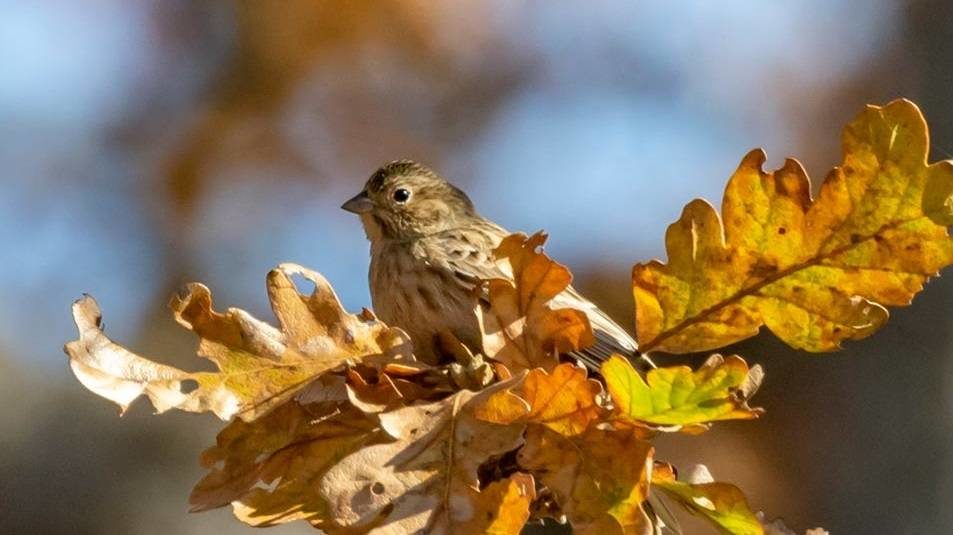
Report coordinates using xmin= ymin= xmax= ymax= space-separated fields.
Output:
xmin=634 ymin=99 xmax=953 ymax=354
xmin=189 ymin=400 xmax=379 ymax=528
xmin=517 ymin=425 xmax=654 ymax=534
xmin=65 ymin=263 xmax=413 ymax=420
xmin=456 ymin=473 xmax=536 ymax=535
xmin=478 ymin=233 xmax=595 ymax=372
xmin=317 ymin=384 xmax=528 ymax=534
xmin=652 ymin=463 xmax=763 ymax=535
xmin=602 ymin=354 xmax=762 ymax=428
xmin=474 ymin=363 xmax=603 ymax=436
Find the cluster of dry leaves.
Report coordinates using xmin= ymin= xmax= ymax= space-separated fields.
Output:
xmin=66 ymin=99 xmax=953 ymax=534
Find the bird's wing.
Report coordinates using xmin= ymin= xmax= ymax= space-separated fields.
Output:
xmin=434 ymin=225 xmax=647 ymax=370
xmin=552 ymin=285 xmax=647 ymax=370
xmin=433 ymin=224 xmax=509 ymax=291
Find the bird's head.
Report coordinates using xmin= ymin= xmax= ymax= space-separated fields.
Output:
xmin=342 ymin=160 xmax=476 ymax=242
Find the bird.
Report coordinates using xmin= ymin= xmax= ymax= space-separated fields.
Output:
xmin=342 ymin=160 xmax=676 ymax=533
xmin=341 ymin=159 xmax=650 ymax=371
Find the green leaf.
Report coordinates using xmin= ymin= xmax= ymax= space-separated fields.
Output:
xmin=652 ymin=464 xmax=763 ymax=535
xmin=602 ymin=354 xmax=762 ymax=427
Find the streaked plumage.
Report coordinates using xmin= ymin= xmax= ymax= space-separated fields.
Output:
xmin=342 ymin=160 xmax=648 ymax=369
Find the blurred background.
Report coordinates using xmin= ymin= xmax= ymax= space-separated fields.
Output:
xmin=2 ymin=1 xmax=952 ymax=533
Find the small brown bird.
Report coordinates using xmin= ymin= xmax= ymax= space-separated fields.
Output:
xmin=342 ymin=160 xmax=646 ymax=369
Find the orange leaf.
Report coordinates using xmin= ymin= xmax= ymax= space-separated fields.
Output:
xmin=518 ymin=425 xmax=654 ymax=534
xmin=475 ymin=363 xmax=603 ymax=436
xmin=457 ymin=473 xmax=536 ymax=535
xmin=478 ymin=233 xmax=594 ymax=372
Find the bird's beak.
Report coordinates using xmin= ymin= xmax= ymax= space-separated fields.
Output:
xmin=341 ymin=190 xmax=374 ymax=214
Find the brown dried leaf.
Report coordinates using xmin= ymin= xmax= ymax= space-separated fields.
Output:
xmin=318 ymin=384 xmax=527 ymax=534
xmin=343 ymin=368 xmax=433 ymax=414
xmin=65 ymin=263 xmax=413 ymax=420
xmin=478 ymin=233 xmax=595 ymax=373
xmin=293 ymin=373 xmax=348 ymax=406
xmin=66 ymin=296 xmax=196 ymax=414
xmin=189 ymin=401 xmax=379 ymax=528
xmin=345 ymin=369 xmax=405 ymax=413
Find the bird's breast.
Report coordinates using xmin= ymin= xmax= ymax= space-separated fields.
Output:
xmin=368 ymin=240 xmax=480 ymax=363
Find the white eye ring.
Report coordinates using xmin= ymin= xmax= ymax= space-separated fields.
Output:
xmin=393 ymin=188 xmax=411 ymax=203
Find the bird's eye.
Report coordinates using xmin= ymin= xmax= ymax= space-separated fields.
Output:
xmin=392 ymin=188 xmax=411 ymax=203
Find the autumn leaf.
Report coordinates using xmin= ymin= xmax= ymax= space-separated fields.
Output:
xmin=478 ymin=232 xmax=594 ymax=372
xmin=634 ymin=99 xmax=953 ymax=354
xmin=66 ymin=296 xmax=200 ymax=414
xmin=345 ymin=369 xmax=402 ymax=412
xmin=652 ymin=463 xmax=763 ymax=535
xmin=475 ymin=363 xmax=603 ymax=436
xmin=472 ymin=363 xmax=652 ymax=533
xmin=189 ymin=400 xmax=380 ymax=528
xmin=456 ymin=473 xmax=536 ymax=535
xmin=317 ymin=384 xmax=529 ymax=534
xmin=602 ymin=354 xmax=762 ymax=428
xmin=519 ymin=425 xmax=654 ymax=534
xmin=65 ymin=263 xmax=413 ymax=420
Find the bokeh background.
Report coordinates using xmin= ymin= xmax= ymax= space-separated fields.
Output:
xmin=2 ymin=1 xmax=952 ymax=533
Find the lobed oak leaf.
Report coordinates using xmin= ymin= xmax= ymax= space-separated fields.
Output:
xmin=474 ymin=363 xmax=603 ymax=436
xmin=518 ymin=425 xmax=654 ymax=534
xmin=652 ymin=463 xmax=762 ymax=535
xmin=189 ymin=400 xmax=380 ymax=528
xmin=65 ymin=263 xmax=413 ymax=421
xmin=477 ymin=232 xmax=595 ymax=372
xmin=317 ymin=382 xmax=528 ymax=534
xmin=602 ymin=354 xmax=762 ymax=429
xmin=634 ymin=99 xmax=953 ymax=354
